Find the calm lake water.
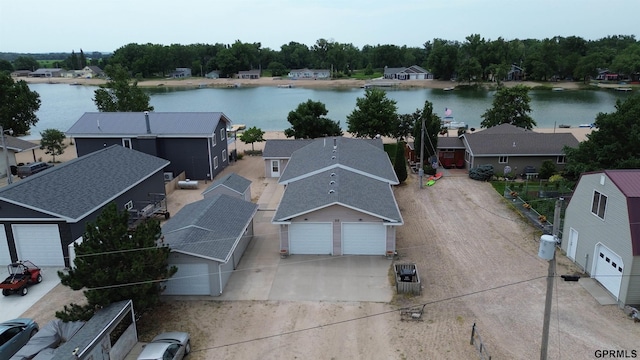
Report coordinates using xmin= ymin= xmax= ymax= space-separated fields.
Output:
xmin=23 ymin=83 xmax=633 ymax=140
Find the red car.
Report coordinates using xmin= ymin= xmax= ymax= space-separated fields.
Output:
xmin=0 ymin=261 xmax=42 ymax=296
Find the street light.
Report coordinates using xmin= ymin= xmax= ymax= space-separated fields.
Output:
xmin=1 ymin=125 xmax=14 ymax=185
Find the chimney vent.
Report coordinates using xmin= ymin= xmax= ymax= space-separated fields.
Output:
xmin=144 ymin=111 xmax=151 ymax=134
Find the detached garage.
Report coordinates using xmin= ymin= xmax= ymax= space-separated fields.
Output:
xmin=13 ymin=224 xmax=65 ymax=267
xmin=162 ymin=193 xmax=258 ymax=296
xmin=593 ymin=244 xmax=624 ymax=300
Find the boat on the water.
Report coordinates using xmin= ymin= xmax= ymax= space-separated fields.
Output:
xmin=441 ymin=116 xmax=466 ymax=129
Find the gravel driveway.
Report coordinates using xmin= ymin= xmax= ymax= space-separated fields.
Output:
xmin=20 ymin=157 xmax=640 ymax=360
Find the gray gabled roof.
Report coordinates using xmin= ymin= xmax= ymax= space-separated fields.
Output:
xmin=0 ymin=145 xmax=169 ymax=221
xmin=3 ymin=135 xmax=39 ymax=152
xmin=66 ymin=112 xmax=231 ymax=138
xmin=202 ymin=173 xmax=251 ymax=197
xmin=437 ymin=136 xmax=465 ymax=149
xmin=463 ymin=124 xmax=579 ymax=156
xmin=278 ymin=137 xmax=397 ymax=185
xmin=273 ymin=168 xmax=402 ymax=223
xmin=162 ymin=194 xmax=258 ymax=262
xmin=262 ymin=139 xmax=315 ymax=158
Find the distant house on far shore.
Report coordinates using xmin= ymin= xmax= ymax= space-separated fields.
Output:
xmin=168 ymin=68 xmax=192 ymax=78
xmin=288 ymin=68 xmax=330 ymax=80
xmin=237 ymin=69 xmax=261 ymax=79
xmin=384 ymin=65 xmax=433 ymax=80
xmin=206 ymin=70 xmax=221 ymax=79
xmin=29 ymin=68 xmax=63 ymax=78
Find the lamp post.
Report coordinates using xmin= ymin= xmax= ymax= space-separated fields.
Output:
xmin=1 ymin=125 xmax=14 ymax=185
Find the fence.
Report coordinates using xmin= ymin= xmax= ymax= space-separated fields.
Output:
xmin=394 ymin=263 xmax=421 ymax=295
xmin=470 ymin=323 xmax=491 ymax=360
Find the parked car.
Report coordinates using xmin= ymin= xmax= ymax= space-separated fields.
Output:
xmin=16 ymin=162 xmax=53 ymax=179
xmin=0 ymin=318 xmax=39 ymax=359
xmin=137 ymin=332 xmax=191 ymax=360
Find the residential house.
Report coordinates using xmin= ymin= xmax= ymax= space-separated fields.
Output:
xmin=507 ymin=64 xmax=524 ymax=81
xmin=168 ymin=67 xmax=192 ymax=78
xmin=11 ymin=70 xmax=31 ymax=77
xmin=0 ymin=145 xmax=169 ymax=267
xmin=287 ymin=68 xmax=331 ymax=80
xmin=561 ymin=170 xmax=640 ymax=307
xmin=383 ymin=65 xmax=433 ymax=80
xmin=161 ymin=194 xmax=258 ymax=296
xmin=272 ymin=137 xmax=403 ymax=256
xmin=460 ymin=124 xmax=579 ymax=176
xmin=51 ymin=300 xmax=137 ymax=360
xmin=81 ymin=65 xmax=104 ymax=78
xmin=205 ymin=70 xmax=220 ymax=79
xmin=202 ymin=173 xmax=252 ymax=202
xmin=237 ymin=69 xmax=261 ymax=79
xmin=1 ymin=135 xmax=39 ymax=180
xmin=66 ymin=112 xmax=232 ymax=180
xmin=262 ymin=139 xmax=315 ymax=178
xmin=29 ymin=68 xmax=63 ymax=78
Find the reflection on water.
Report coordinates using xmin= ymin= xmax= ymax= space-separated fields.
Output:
xmin=25 ymin=83 xmax=632 ymax=140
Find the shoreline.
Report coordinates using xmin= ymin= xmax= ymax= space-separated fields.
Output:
xmin=19 ymin=75 xmax=604 ymax=91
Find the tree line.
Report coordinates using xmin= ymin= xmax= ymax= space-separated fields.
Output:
xmin=1 ymin=34 xmax=639 ymax=82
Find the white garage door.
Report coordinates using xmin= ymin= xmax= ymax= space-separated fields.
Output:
xmin=593 ymin=244 xmax=623 ymax=299
xmin=13 ymin=224 xmax=64 ymax=266
xmin=0 ymin=225 xmax=11 ymax=265
xmin=342 ymin=223 xmax=386 ymax=255
xmin=289 ymin=223 xmax=332 ymax=255
xmin=164 ymin=263 xmax=211 ymax=295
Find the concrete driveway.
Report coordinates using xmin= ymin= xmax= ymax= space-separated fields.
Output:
xmin=0 ymin=267 xmax=63 ymax=322
xmin=216 ymin=179 xmax=394 ymax=303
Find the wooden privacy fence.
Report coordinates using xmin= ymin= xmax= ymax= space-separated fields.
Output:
xmin=470 ymin=323 xmax=492 ymax=360
xmin=395 ymin=263 xmax=421 ymax=295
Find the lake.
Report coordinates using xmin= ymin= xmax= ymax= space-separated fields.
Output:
xmin=22 ymin=83 xmax=633 ymax=140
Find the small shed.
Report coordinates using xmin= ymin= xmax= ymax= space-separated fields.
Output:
xmin=202 ymin=173 xmax=252 ymax=201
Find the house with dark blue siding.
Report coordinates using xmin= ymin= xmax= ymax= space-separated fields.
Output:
xmin=66 ymin=112 xmax=233 ymax=180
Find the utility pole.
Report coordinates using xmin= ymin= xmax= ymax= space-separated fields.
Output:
xmin=539 ymin=197 xmax=563 ymax=360
xmin=1 ymin=125 xmax=13 ymax=185
xmin=418 ymin=117 xmax=425 ymax=189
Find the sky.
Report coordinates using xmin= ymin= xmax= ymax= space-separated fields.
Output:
xmin=1 ymin=0 xmax=639 ymax=54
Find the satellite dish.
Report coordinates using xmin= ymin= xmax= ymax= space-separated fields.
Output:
xmin=504 ymin=166 xmax=512 ymax=174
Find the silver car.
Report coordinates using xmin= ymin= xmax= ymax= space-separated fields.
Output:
xmin=137 ymin=332 xmax=191 ymax=360
xmin=0 ymin=318 xmax=39 ymax=359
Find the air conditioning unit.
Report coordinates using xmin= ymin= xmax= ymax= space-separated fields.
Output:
xmin=163 ymin=172 xmax=174 ymax=181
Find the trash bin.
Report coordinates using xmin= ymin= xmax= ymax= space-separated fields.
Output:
xmin=399 ymin=267 xmax=416 ymax=282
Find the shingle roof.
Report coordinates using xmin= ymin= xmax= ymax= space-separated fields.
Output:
xmin=66 ymin=112 xmax=231 ymax=137
xmin=162 ymin=194 xmax=258 ymax=262
xmin=202 ymin=173 xmax=251 ymax=197
xmin=278 ymin=137 xmax=397 ymax=184
xmin=463 ymin=124 xmax=579 ymax=156
xmin=262 ymin=139 xmax=315 ymax=158
xmin=273 ymin=168 xmax=402 ymax=223
xmin=3 ymin=136 xmax=39 ymax=152
xmin=0 ymin=145 xmax=169 ymax=221
xmin=437 ymin=136 xmax=465 ymax=148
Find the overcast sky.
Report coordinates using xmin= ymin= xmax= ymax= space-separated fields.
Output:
xmin=1 ymin=0 xmax=639 ymax=54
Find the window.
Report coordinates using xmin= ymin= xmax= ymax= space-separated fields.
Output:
xmin=212 ymin=135 xmax=216 ymax=146
xmin=272 ymin=160 xmax=279 ymax=172
xmin=220 ymin=128 xmax=226 ymax=140
xmin=122 ymin=138 xmax=132 ymax=149
xmin=124 ymin=201 xmax=133 ymax=210
xmin=222 ymin=149 xmax=227 ymax=162
xmin=214 ymin=156 xmax=218 ymax=169
xmin=557 ymin=155 xmax=566 ymax=164
xmin=498 ymin=156 xmax=508 ymax=164
xmin=591 ymin=190 xmax=607 ymax=219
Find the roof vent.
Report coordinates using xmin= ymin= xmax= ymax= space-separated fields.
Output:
xmin=328 ymin=189 xmax=335 ymax=194
xmin=333 ymin=138 xmax=337 ymax=149
xmin=512 ymin=141 xmax=516 ymax=147
xmin=330 ymin=173 xmax=336 ymax=177
xmin=331 ymin=156 xmax=336 ymax=160
xmin=330 ymin=180 xmax=336 ymax=185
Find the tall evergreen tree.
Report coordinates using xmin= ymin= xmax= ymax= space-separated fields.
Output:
xmin=57 ymin=203 xmax=176 ymax=321
xmin=394 ymin=141 xmax=408 ymax=183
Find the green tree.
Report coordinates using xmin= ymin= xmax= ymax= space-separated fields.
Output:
xmin=411 ymin=101 xmax=441 ymax=162
xmin=0 ymin=59 xmax=13 ymax=73
xmin=284 ymin=100 xmax=342 ymax=139
xmin=239 ymin=126 xmax=265 ymax=151
xmin=538 ymin=160 xmax=557 ymax=179
xmin=13 ymin=56 xmax=39 ymax=71
xmin=480 ymin=85 xmax=536 ymax=130
xmin=347 ymin=88 xmax=398 ymax=138
xmin=394 ymin=141 xmax=408 ymax=183
xmin=0 ymin=73 xmax=41 ymax=136
xmin=267 ymin=61 xmax=287 ymax=77
xmin=564 ymin=94 xmax=640 ymax=178
xmin=93 ymin=64 xmax=153 ymax=112
xmin=57 ymin=203 xmax=176 ymax=321
xmin=39 ymin=129 xmax=67 ymax=162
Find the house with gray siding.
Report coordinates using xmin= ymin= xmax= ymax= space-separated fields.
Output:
xmin=383 ymin=65 xmax=433 ymax=80
xmin=561 ymin=169 xmax=640 ymax=307
xmin=202 ymin=173 xmax=252 ymax=202
xmin=0 ymin=145 xmax=169 ymax=267
xmin=287 ymin=68 xmax=331 ymax=79
xmin=66 ymin=112 xmax=232 ymax=180
xmin=161 ymin=194 xmax=258 ymax=296
xmin=273 ymin=137 xmax=403 ymax=256
xmin=461 ymin=124 xmax=579 ymax=176
xmin=1 ymin=135 xmax=39 ymax=182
